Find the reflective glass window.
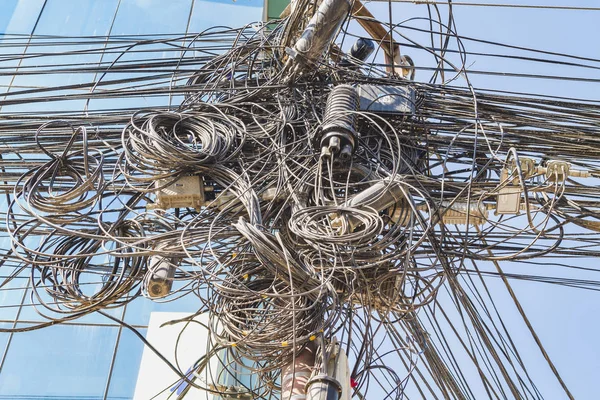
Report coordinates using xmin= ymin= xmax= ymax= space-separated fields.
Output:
xmin=106 ymin=327 xmax=148 ymax=400
xmin=3 ymin=0 xmax=120 ymax=112
xmin=0 ymin=324 xmax=118 ymax=398
xmin=0 ymin=0 xmax=45 ymax=93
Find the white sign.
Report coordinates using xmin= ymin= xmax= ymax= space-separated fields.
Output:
xmin=133 ymin=312 xmax=217 ymax=400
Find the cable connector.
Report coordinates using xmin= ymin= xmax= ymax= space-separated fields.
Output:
xmin=508 ymin=158 xmax=591 ymax=183
xmin=389 ymin=201 xmax=489 ymax=226
xmin=539 ymin=160 xmax=590 ymax=181
xmin=544 ymin=160 xmax=570 ymax=182
xmin=509 ymin=157 xmax=537 ymax=180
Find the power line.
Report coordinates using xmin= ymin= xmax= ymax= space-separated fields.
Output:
xmin=376 ymin=0 xmax=600 ymax=11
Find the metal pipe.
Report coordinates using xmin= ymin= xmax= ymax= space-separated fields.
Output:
xmin=332 ymin=179 xmax=406 ymax=231
xmin=290 ymin=0 xmax=352 ymax=68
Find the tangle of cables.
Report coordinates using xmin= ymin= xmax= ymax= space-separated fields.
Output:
xmin=1 ymin=1 xmax=600 ymax=399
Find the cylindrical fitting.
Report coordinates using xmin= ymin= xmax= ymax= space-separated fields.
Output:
xmin=327 ymin=136 xmax=341 ymax=154
xmin=305 ymin=374 xmax=342 ymax=400
xmin=339 ymin=145 xmax=353 ymax=162
xmin=320 ymin=85 xmax=359 ymax=159
xmin=145 ymin=247 xmax=178 ymax=299
xmin=350 ymin=38 xmax=375 ymax=62
xmin=340 ymin=38 xmax=375 ymax=68
xmin=293 ymin=0 xmax=351 ymax=67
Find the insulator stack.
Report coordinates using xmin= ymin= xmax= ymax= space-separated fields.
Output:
xmin=320 ymin=84 xmax=359 ymax=163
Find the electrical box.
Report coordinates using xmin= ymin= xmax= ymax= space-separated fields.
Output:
xmin=147 ymin=175 xmax=205 ymax=211
xmin=357 ymin=84 xmax=416 ymax=114
xmin=439 ymin=201 xmax=488 ymax=225
xmin=496 ymin=187 xmax=521 ymax=215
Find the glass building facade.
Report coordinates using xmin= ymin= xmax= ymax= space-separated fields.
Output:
xmin=0 ymin=1 xmax=263 ymax=399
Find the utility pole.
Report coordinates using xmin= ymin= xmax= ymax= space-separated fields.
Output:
xmin=264 ymin=1 xmax=411 ymax=399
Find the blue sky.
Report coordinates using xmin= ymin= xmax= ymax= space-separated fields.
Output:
xmin=382 ymin=2 xmax=600 ymax=398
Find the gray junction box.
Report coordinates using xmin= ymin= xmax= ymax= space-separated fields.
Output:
xmin=357 ymin=84 xmax=416 ymax=115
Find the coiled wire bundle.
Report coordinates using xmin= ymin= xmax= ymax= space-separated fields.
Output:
xmin=121 ymin=111 xmax=244 ymax=184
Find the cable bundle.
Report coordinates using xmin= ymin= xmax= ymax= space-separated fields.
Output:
xmin=1 ymin=3 xmax=599 ymax=399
